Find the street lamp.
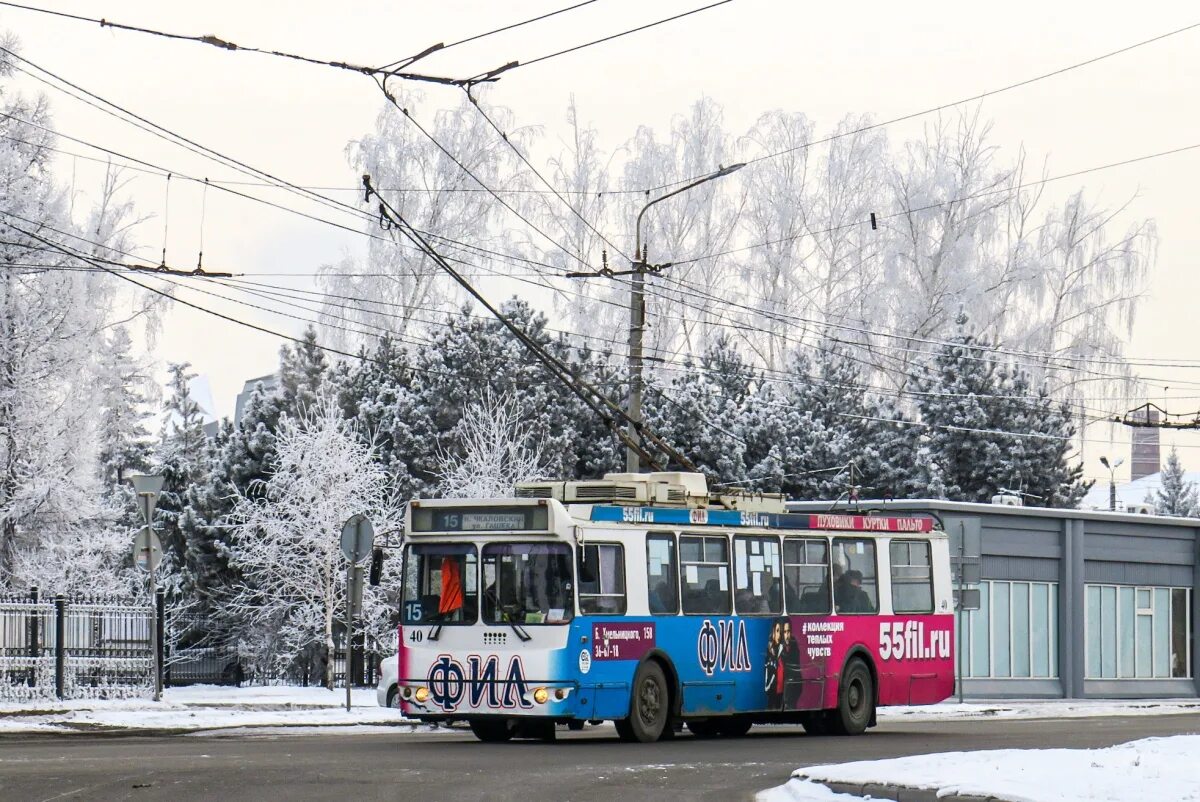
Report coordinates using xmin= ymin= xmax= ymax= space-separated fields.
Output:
xmin=1099 ymin=456 xmax=1125 ymax=512
xmin=625 ymin=162 xmax=746 ymax=473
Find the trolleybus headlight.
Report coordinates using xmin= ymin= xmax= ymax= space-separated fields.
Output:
xmin=533 ymin=687 xmax=550 ymax=705
xmin=414 ymin=687 xmax=430 ymax=703
xmin=553 ymin=688 xmax=567 ymax=701
xmin=400 ymin=687 xmax=413 ymax=701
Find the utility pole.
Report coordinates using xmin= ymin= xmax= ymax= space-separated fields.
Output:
xmin=625 ymin=163 xmax=745 ymax=473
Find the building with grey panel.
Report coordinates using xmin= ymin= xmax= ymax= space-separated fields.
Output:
xmin=787 ymin=499 xmax=1197 ymax=700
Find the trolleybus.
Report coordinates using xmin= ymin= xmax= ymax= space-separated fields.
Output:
xmin=393 ymin=472 xmax=953 ymax=742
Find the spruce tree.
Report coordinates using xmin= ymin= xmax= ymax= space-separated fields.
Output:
xmin=1154 ymin=447 xmax=1198 ymax=516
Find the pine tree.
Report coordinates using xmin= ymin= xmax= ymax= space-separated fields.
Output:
xmin=154 ymin=362 xmax=212 ymax=597
xmin=916 ymin=314 xmax=1087 ymax=505
xmin=95 ymin=326 xmax=153 ymax=490
xmin=1154 ymin=447 xmax=1198 ymax=517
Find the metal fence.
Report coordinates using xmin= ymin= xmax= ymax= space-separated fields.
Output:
xmin=2 ymin=589 xmax=388 ymax=699
xmin=1 ymin=589 xmax=154 ymax=701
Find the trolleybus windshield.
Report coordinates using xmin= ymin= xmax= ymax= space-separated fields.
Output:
xmin=481 ymin=543 xmax=574 ymax=625
xmin=402 ymin=543 xmax=477 ymax=625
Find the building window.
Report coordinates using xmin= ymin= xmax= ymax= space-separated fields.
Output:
xmin=577 ymin=543 xmax=626 ymax=615
xmin=956 ymin=581 xmax=1059 ymax=679
xmin=1085 ymin=585 xmax=1192 ymax=680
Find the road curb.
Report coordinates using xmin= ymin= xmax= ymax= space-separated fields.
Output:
xmin=819 ymin=780 xmax=1010 ymax=801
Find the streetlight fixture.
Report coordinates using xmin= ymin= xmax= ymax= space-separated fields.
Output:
xmin=1099 ymin=456 xmax=1125 ymax=512
xmin=624 ymin=162 xmax=746 ymax=473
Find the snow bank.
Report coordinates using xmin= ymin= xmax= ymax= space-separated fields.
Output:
xmin=0 ymin=684 xmax=423 ymax=735
xmin=762 ymin=735 xmax=1200 ymax=802
xmin=877 ymin=697 xmax=1200 ymax=722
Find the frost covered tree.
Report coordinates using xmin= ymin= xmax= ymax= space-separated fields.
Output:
xmin=317 ymin=88 xmax=523 ymax=350
xmin=228 ymin=401 xmax=400 ymax=688
xmin=0 ymin=43 xmax=155 ymax=586
xmin=96 ymin=326 xmax=153 ymax=491
xmin=1153 ymin=448 xmax=1197 ymax=517
xmin=435 ymin=392 xmax=549 ymax=498
xmin=915 ymin=315 xmax=1086 ymax=505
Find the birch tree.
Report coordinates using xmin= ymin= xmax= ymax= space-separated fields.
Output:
xmin=228 ymin=401 xmax=400 ymax=687
xmin=435 ymin=391 xmax=549 ymax=499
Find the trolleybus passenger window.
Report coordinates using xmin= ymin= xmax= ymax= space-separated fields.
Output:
xmin=783 ymin=538 xmax=830 ymax=614
xmin=679 ymin=535 xmax=731 ymax=615
xmin=734 ymin=536 xmax=782 ymax=614
xmin=481 ymin=543 xmax=574 ymax=625
xmin=890 ymin=540 xmax=933 ymax=613
xmin=578 ymin=543 xmax=627 ymax=614
xmin=646 ymin=534 xmax=678 ymax=615
xmin=401 ymin=543 xmax=477 ymax=625
xmin=832 ymin=538 xmax=878 ymax=614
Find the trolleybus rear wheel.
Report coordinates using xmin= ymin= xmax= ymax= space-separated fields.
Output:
xmin=830 ymin=659 xmax=873 ymax=736
xmin=469 ymin=718 xmax=516 ymax=743
xmin=615 ymin=661 xmax=670 ymax=743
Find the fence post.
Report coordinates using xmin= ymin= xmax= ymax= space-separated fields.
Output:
xmin=155 ymin=588 xmax=166 ymax=694
xmin=27 ymin=586 xmax=38 ymax=688
xmin=54 ymin=594 xmax=66 ymax=700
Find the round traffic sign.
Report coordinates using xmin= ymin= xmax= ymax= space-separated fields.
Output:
xmin=340 ymin=514 xmax=375 ymax=564
xmin=133 ymin=527 xmax=163 ymax=572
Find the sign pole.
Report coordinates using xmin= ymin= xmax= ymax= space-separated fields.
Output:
xmin=957 ymin=522 xmax=966 ymax=705
xmin=339 ymin=514 xmax=375 ymax=713
xmin=345 ymin=559 xmax=354 ymax=713
xmin=148 ymin=526 xmax=160 ymax=702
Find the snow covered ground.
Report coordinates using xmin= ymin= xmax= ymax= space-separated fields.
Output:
xmin=0 ymin=685 xmax=435 ymax=735
xmin=1 ymin=689 xmax=1197 ymax=739
xmin=877 ymin=697 xmax=1200 ymax=722
xmin=759 ymin=735 xmax=1200 ymax=801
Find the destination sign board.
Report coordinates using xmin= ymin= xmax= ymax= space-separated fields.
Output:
xmin=410 ymin=504 xmax=550 ymax=533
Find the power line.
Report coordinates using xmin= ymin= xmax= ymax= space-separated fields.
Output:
xmin=0 ymin=0 xmax=463 ymax=85
xmin=377 ymin=0 xmax=603 ymax=71
xmin=463 ymin=0 xmax=735 ymax=83
xmin=462 ymin=85 xmax=630 ymax=263
xmin=640 ymin=17 xmax=1200 ymax=193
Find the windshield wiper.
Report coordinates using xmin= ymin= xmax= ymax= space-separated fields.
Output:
xmin=505 ymin=618 xmax=533 ymax=642
xmin=427 ymin=624 xmax=444 ymax=642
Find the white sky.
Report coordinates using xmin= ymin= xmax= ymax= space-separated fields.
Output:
xmin=7 ymin=0 xmax=1200 ymax=486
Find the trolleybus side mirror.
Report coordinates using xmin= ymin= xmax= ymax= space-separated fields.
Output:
xmin=369 ymin=547 xmax=385 ymax=586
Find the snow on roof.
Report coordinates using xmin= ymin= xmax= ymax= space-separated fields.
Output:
xmin=1079 ymin=469 xmax=1200 ymax=510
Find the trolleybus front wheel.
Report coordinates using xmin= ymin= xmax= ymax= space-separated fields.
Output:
xmin=830 ymin=658 xmax=874 ymax=735
xmin=469 ymin=718 xmax=516 ymax=743
xmin=615 ymin=660 xmax=670 ymax=743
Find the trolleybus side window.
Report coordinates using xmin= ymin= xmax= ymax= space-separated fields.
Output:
xmin=734 ymin=536 xmax=782 ymax=614
xmin=578 ymin=543 xmax=627 ymax=615
xmin=481 ymin=543 xmax=574 ymax=625
xmin=832 ymin=538 xmax=878 ymax=614
xmin=646 ymin=534 xmax=679 ymax=615
xmin=679 ymin=534 xmax=731 ymax=615
xmin=783 ymin=538 xmax=831 ymax=614
xmin=890 ymin=540 xmax=933 ymax=613
xmin=401 ymin=543 xmax=477 ymax=625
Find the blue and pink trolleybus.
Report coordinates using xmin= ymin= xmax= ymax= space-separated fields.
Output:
xmin=393 ymin=472 xmax=954 ymax=742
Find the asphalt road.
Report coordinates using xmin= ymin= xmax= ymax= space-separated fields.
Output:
xmin=3 ymin=714 xmax=1199 ymax=802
